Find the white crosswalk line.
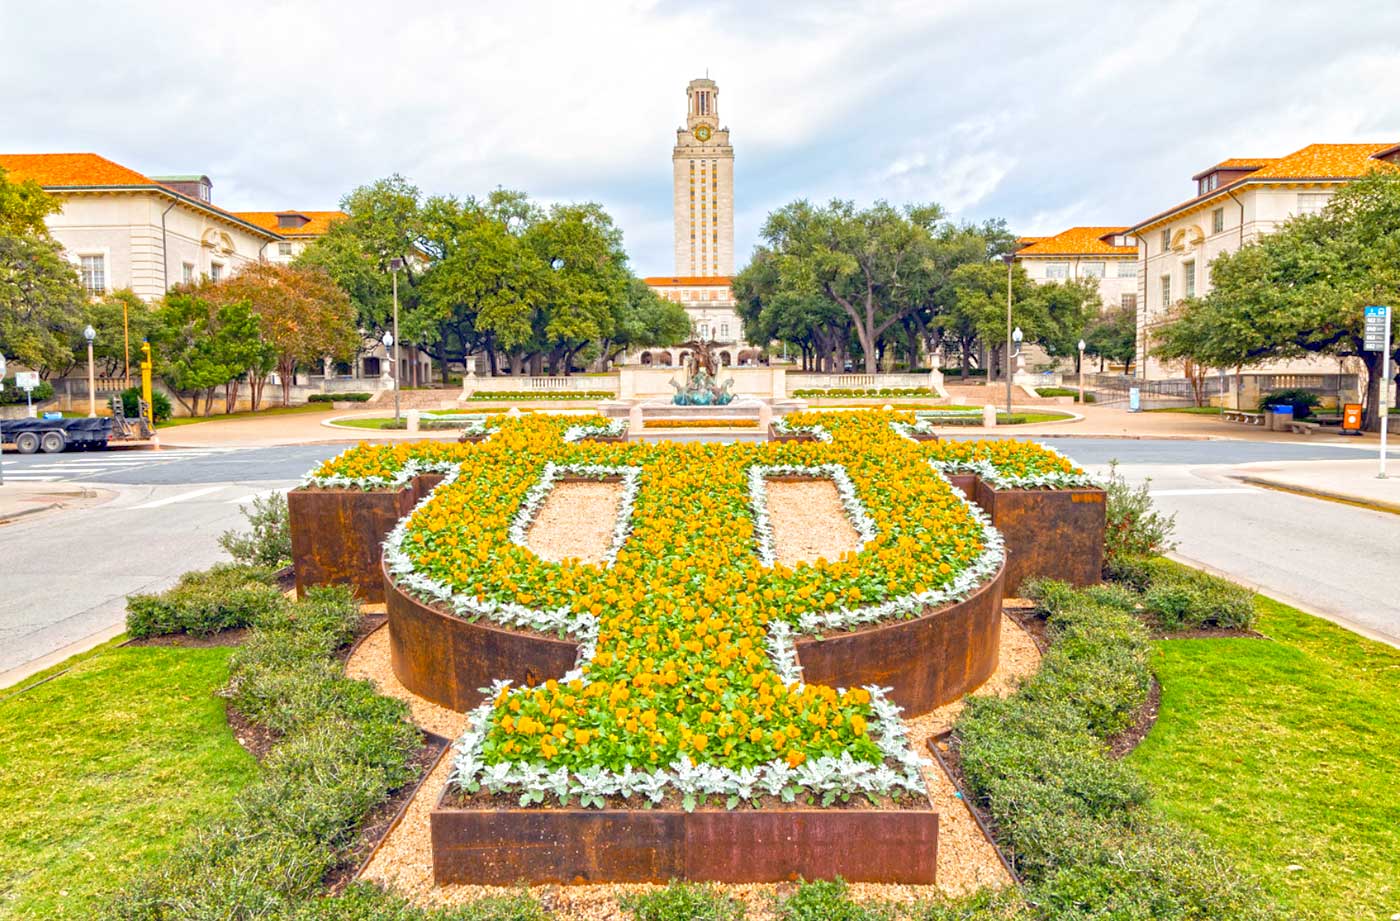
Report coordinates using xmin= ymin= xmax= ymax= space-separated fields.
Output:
xmin=0 ymin=474 xmax=61 ymax=482
xmin=225 ymin=486 xmax=293 ymax=504
xmin=129 ymin=485 xmax=227 ymax=509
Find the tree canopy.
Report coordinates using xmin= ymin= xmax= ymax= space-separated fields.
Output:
xmin=1154 ymin=172 xmax=1400 ymax=429
xmin=0 ymin=169 xmax=87 ymax=376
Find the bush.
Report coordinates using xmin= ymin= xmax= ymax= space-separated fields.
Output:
xmin=125 ymin=563 xmax=282 ymax=638
xmin=621 ymin=881 xmax=747 ymax=920
xmin=904 ymin=890 xmax=1026 ymax=920
xmin=1257 ymin=388 xmax=1321 ymax=418
xmin=1142 ymin=560 xmax=1256 ymax=631
xmin=290 ymin=883 xmax=549 ymax=920
xmin=308 ymin=392 xmax=373 ymax=403
xmin=776 ymin=879 xmax=893 ymax=921
xmin=1102 ymin=461 xmax=1175 ymax=582
xmin=0 ymin=376 xmax=55 ymax=404
xmin=1033 ymin=386 xmax=1095 ymax=403
xmin=219 ymin=492 xmax=292 ymax=568
xmin=120 ymin=385 xmax=173 ymax=421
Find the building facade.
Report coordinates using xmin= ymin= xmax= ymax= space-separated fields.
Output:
xmin=0 ymin=153 xmax=280 ymax=300
xmin=233 ymin=210 xmax=348 ymax=263
xmin=1014 ymin=226 xmax=1138 ymax=315
xmin=1128 ymin=142 xmax=1400 ymax=379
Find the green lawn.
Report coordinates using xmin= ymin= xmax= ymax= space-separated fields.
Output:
xmin=1131 ymin=597 xmax=1400 ymax=921
xmin=157 ymin=403 xmax=328 ymax=428
xmin=0 ymin=646 xmax=257 ymax=919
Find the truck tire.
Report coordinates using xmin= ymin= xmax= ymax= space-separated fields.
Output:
xmin=15 ymin=431 xmax=40 ymax=454
xmin=40 ymin=431 xmax=66 ymax=454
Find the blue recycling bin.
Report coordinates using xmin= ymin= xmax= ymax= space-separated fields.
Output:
xmin=1267 ymin=404 xmax=1293 ymax=431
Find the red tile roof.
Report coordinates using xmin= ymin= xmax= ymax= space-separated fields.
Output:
xmin=1132 ymin=142 xmax=1399 ymax=232
xmin=1013 ymin=227 xmax=1136 ymax=258
xmin=233 ymin=210 xmax=347 ymax=237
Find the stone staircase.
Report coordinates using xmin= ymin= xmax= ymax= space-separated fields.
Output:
xmin=370 ymin=388 xmax=464 ymax=410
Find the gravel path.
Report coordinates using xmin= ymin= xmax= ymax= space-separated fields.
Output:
xmin=349 ymin=613 xmax=1041 ymax=915
xmin=766 ymin=479 xmax=861 ymax=567
xmin=525 ymin=480 xmax=623 ymax=566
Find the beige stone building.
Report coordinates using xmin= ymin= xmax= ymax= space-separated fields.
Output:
xmin=0 ymin=153 xmax=280 ymax=299
xmin=1127 ymin=142 xmax=1400 ymax=379
xmin=233 ymin=210 xmax=348 ymax=263
xmin=1014 ymin=226 xmax=1138 ymax=314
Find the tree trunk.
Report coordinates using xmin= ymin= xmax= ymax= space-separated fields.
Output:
xmin=224 ymin=378 xmax=240 ymax=414
xmin=1361 ymin=350 xmax=1395 ymax=432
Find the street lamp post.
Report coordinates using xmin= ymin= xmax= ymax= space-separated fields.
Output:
xmin=1077 ymin=338 xmax=1087 ymax=405
xmin=84 ymin=325 xmax=97 ymax=417
xmin=383 ymin=330 xmax=398 ymax=424
xmin=0 ymin=351 xmax=6 ymax=485
xmin=1001 ymin=253 xmax=1015 ymax=414
xmin=389 ymin=257 xmax=403 ymax=424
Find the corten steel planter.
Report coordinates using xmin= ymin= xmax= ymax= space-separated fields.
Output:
xmin=973 ymin=481 xmax=1106 ymax=591
xmin=384 ymin=559 xmax=581 ymax=711
xmin=289 ymin=485 xmax=419 ymax=602
xmin=944 ymin=472 xmax=978 ymax=498
xmin=795 ymin=561 xmax=1004 ymax=716
xmin=766 ymin=424 xmax=820 ymax=443
xmin=430 ymin=791 xmax=939 ymax=885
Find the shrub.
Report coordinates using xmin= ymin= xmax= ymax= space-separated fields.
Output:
xmin=120 ymin=385 xmax=173 ymax=421
xmin=290 ymin=883 xmax=549 ymax=920
xmin=308 ymin=392 xmax=373 ymax=403
xmin=0 ymin=376 xmax=55 ymax=404
xmin=621 ymin=881 xmax=747 ymax=920
xmin=1034 ymin=386 xmax=1096 ymax=403
xmin=776 ymin=879 xmax=893 ymax=921
xmin=1102 ymin=461 xmax=1175 ymax=581
xmin=125 ymin=563 xmax=282 ymax=638
xmin=904 ymin=889 xmax=1026 ymax=920
xmin=1142 ymin=560 xmax=1256 ymax=631
xmin=1257 ymin=388 xmax=1321 ymax=418
xmin=219 ymin=491 xmax=292 ymax=568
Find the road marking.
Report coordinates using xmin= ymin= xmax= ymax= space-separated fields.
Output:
xmin=129 ymin=485 xmax=227 ymax=509
xmin=1149 ymin=487 xmax=1258 ymax=497
xmin=0 ymin=474 xmax=61 ymax=482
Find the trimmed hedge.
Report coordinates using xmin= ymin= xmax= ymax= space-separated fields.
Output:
xmin=955 ymin=580 xmax=1282 ymax=920
xmin=465 ymin=390 xmax=612 ymax=401
xmin=125 ymin=564 xmax=283 ymax=638
xmin=309 ymin=392 xmax=373 ymax=403
xmin=0 ymin=376 xmax=55 ymax=404
xmin=1141 ymin=559 xmax=1256 ymax=631
xmin=112 ymin=587 xmax=439 ymax=919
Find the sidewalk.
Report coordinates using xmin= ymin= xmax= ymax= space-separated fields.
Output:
xmin=1228 ymin=458 xmax=1400 ymax=515
xmin=0 ymin=482 xmax=113 ymax=524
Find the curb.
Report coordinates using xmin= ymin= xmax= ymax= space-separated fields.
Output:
xmin=0 ymin=502 xmax=61 ymax=525
xmin=1231 ymin=475 xmax=1400 ymax=517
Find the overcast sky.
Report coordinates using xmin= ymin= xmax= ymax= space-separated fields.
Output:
xmin=5 ymin=1 xmax=1399 ymax=273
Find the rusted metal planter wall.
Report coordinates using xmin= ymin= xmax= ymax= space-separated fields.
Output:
xmin=384 ymin=560 xmax=581 ymax=711
xmin=973 ymin=482 xmax=1106 ymax=590
xmin=289 ymin=486 xmax=419 ymax=601
xmin=431 ymin=794 xmax=938 ymax=885
xmin=795 ymin=563 xmax=1004 ymax=716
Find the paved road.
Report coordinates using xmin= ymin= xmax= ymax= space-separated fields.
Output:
xmin=2 ymin=436 xmax=1397 ymax=683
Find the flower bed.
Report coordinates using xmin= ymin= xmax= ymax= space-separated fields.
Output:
xmin=466 ymin=390 xmax=614 ymax=401
xmin=290 ymin=410 xmax=1106 ymax=884
xmin=644 ymin=418 xmax=760 ymax=429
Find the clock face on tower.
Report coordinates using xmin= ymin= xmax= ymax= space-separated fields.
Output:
xmin=693 ymin=125 xmax=712 ymax=142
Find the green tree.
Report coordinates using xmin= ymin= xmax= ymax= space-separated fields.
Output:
xmin=525 ymin=202 xmax=630 ymax=374
xmin=154 ymin=293 xmax=268 ymax=416
xmin=1154 ymin=172 xmax=1400 ymax=430
xmin=0 ymin=167 xmax=60 ymax=237
xmin=1084 ymin=304 xmax=1136 ymax=372
xmin=939 ymin=261 xmax=1040 ymax=380
xmin=600 ymin=278 xmax=690 ymax=367
xmin=81 ymin=289 xmax=159 ymax=381
xmin=0 ymin=233 xmax=86 ymax=376
xmin=1033 ymin=277 xmax=1102 ymax=369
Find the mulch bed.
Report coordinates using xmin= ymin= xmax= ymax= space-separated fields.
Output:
xmin=336 ymin=612 xmax=388 ymax=665
xmin=1000 ymin=599 xmax=1049 ymax=653
xmin=126 ymin=627 xmax=250 ymax=648
xmin=327 ymin=731 xmax=452 ymax=895
xmin=1106 ymin=678 xmax=1162 ymax=760
xmin=226 ymin=704 xmax=280 ymax=760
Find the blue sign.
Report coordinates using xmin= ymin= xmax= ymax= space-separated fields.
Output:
xmin=1364 ymin=305 xmax=1389 ymax=351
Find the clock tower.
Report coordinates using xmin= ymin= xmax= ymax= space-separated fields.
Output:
xmin=673 ymin=77 xmax=734 ymax=277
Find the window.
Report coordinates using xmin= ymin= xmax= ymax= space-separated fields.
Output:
xmin=1198 ymin=173 xmax=1219 ymax=195
xmin=79 ymin=254 xmax=105 ymax=294
xmin=278 ymin=242 xmax=293 ymax=257
xmin=210 ymin=262 xmax=223 ymax=282
xmin=1121 ymin=293 xmax=1137 ymax=312
xmin=1160 ymin=274 xmax=1171 ymax=306
xmin=1183 ymin=260 xmax=1196 ymax=298
xmin=1081 ymin=262 xmax=1105 ymax=278
xmin=1211 ymin=208 xmax=1225 ymax=234
xmin=1159 ymin=230 xmax=1171 ymax=253
xmin=182 ymin=262 xmax=195 ymax=284
xmin=1297 ymin=192 xmax=1331 ymax=216
xmin=720 ymin=322 xmax=729 ymax=337
xmin=1115 ymin=261 xmax=1138 ymax=278
xmin=1045 ymin=262 xmax=1069 ymax=279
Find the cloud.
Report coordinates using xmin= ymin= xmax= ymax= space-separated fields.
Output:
xmin=2 ymin=0 xmax=1398 ymax=272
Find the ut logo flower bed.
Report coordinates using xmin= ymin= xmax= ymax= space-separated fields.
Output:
xmin=293 ymin=411 xmax=1096 ymax=883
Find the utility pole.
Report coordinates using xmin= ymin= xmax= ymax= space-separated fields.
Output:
xmin=85 ymin=325 xmax=97 ymax=417
xmin=389 ymin=257 xmax=403 ymax=424
xmin=1001 ymin=253 xmax=1014 ymax=414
